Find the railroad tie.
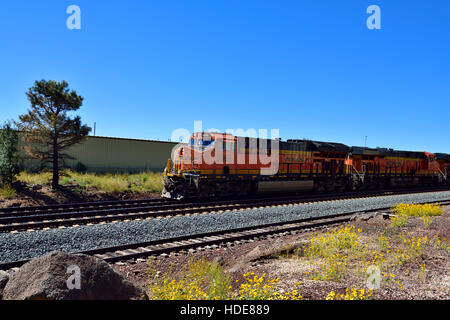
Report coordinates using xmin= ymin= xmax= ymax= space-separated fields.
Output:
xmin=125 ymin=249 xmax=142 ymax=255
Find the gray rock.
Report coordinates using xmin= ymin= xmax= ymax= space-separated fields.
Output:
xmin=2 ymin=251 xmax=146 ymax=300
xmin=212 ymin=256 xmax=224 ymax=266
xmin=0 ymin=270 xmax=10 ymax=299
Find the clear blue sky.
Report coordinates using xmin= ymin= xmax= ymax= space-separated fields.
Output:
xmin=0 ymin=1 xmax=449 ymax=153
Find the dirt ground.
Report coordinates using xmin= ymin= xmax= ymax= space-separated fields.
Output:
xmin=0 ymin=183 xmax=160 ymax=208
xmin=114 ymin=207 xmax=450 ymax=300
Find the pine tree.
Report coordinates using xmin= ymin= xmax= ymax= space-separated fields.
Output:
xmin=16 ymin=80 xmax=91 ymax=189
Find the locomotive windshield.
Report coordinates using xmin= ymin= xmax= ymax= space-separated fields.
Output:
xmin=189 ymin=136 xmax=215 ymax=150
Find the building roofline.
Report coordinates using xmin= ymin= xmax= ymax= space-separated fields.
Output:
xmin=15 ymin=130 xmax=177 ymax=145
xmin=87 ymin=135 xmax=177 ymax=145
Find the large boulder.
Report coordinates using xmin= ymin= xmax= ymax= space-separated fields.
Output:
xmin=0 ymin=270 xmax=10 ymax=299
xmin=2 ymin=251 xmax=146 ymax=300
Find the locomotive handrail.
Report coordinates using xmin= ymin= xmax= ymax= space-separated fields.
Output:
xmin=352 ymin=165 xmax=365 ymax=183
xmin=438 ymin=168 xmax=447 ymax=181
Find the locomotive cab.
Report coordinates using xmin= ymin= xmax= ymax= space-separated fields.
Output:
xmin=162 ymin=132 xmax=237 ymax=199
xmin=424 ymin=153 xmax=440 ymax=172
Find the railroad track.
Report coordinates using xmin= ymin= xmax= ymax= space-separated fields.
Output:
xmin=1 ymin=198 xmax=449 ymax=271
xmin=2 ymin=186 xmax=448 ymax=217
xmin=0 ymin=197 xmax=174 ymax=215
xmin=0 ymin=187 xmax=449 ymax=233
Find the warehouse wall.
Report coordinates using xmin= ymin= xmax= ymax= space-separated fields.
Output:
xmin=19 ymin=135 xmax=178 ymax=173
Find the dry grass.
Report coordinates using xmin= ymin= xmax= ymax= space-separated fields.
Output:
xmin=0 ymin=185 xmax=17 ymax=199
xmin=18 ymin=170 xmax=163 ymax=193
xmin=17 ymin=171 xmax=53 ymax=185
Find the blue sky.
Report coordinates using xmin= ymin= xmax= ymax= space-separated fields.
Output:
xmin=0 ymin=1 xmax=449 ymax=152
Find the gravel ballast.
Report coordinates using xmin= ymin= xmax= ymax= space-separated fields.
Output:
xmin=1 ymin=191 xmax=449 ymax=264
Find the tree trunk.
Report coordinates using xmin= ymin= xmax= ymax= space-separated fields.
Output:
xmin=52 ymin=140 xmax=59 ymax=190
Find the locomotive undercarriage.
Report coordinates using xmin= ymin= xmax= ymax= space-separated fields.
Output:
xmin=162 ymin=174 xmax=255 ymax=199
xmin=348 ymin=174 xmax=446 ymax=191
xmin=162 ymin=172 xmax=448 ymax=199
xmin=163 ymin=174 xmax=350 ymax=199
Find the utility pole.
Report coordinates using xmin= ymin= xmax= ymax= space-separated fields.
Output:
xmin=364 ymin=136 xmax=368 ymax=148
xmin=94 ymin=122 xmax=96 ymax=136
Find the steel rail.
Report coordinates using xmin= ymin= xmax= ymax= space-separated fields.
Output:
xmin=0 ymin=197 xmax=174 ymax=216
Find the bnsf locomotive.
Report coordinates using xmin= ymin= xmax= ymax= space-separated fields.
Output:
xmin=162 ymin=132 xmax=450 ymax=199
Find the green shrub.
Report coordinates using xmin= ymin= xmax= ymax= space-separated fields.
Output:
xmin=74 ymin=162 xmax=87 ymax=173
xmin=0 ymin=123 xmax=19 ymax=186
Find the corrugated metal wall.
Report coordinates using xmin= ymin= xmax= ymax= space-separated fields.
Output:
xmin=19 ymin=135 xmax=177 ymax=173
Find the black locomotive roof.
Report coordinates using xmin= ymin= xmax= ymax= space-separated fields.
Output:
xmin=435 ymin=153 xmax=450 ymax=161
xmin=351 ymin=147 xmax=426 ymax=159
xmin=286 ymin=140 xmax=350 ymax=153
xmin=351 ymin=147 xmax=380 ymax=156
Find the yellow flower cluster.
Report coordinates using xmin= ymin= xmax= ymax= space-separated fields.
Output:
xmin=418 ymin=263 xmax=428 ymax=283
xmin=377 ymin=233 xmax=390 ymax=251
xmin=308 ymin=254 xmax=348 ymax=281
xmin=421 ymin=215 xmax=434 ymax=228
xmin=148 ymin=258 xmax=231 ymax=300
xmin=304 ymin=225 xmax=365 ymax=281
xmin=326 ymin=287 xmax=373 ymax=300
xmin=238 ymin=272 xmax=302 ymax=300
xmin=382 ymin=271 xmax=403 ymax=289
xmin=390 ymin=213 xmax=409 ymax=227
xmin=392 ymin=203 xmax=443 ymax=217
xmin=391 ymin=203 xmax=442 ymax=228
xmin=148 ymin=259 xmax=303 ymax=300
xmin=367 ymin=251 xmax=386 ymax=267
xmin=433 ymin=235 xmax=449 ymax=252
xmin=302 ymin=225 xmax=409 ymax=290
xmin=306 ymin=225 xmax=364 ymax=257
xmin=391 ymin=249 xmax=411 ymax=266
xmin=402 ymin=235 xmax=429 ymax=255
xmin=150 ymin=278 xmax=213 ymax=300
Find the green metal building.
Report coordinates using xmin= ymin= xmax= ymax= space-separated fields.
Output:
xmin=19 ymin=135 xmax=178 ymax=173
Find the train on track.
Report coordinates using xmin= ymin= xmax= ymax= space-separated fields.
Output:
xmin=162 ymin=132 xmax=450 ymax=199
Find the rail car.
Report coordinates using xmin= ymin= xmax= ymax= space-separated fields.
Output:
xmin=162 ymin=132 xmax=449 ymax=199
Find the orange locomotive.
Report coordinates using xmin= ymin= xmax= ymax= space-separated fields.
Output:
xmin=162 ymin=132 xmax=449 ymax=199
